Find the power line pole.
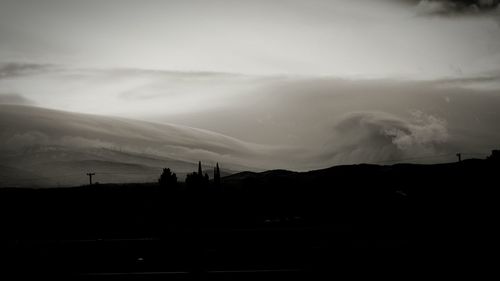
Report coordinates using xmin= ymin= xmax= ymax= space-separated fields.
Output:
xmin=86 ymin=172 xmax=95 ymax=185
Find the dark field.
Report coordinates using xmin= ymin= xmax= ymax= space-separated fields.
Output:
xmin=1 ymin=157 xmax=498 ymax=279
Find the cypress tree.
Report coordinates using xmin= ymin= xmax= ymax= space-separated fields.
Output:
xmin=214 ymin=162 xmax=221 ymax=185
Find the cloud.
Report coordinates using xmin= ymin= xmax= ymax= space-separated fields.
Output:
xmin=1 ymin=131 xmax=51 ymax=150
xmin=386 ymin=111 xmax=449 ymax=150
xmin=0 ymin=62 xmax=55 ymax=79
xmin=0 ymin=93 xmax=36 ymax=105
xmin=415 ymin=0 xmax=500 ymax=15
xmin=1 ymin=64 xmax=500 ymax=170
xmin=0 ymin=104 xmax=303 ymax=172
xmin=322 ymin=111 xmax=450 ymax=164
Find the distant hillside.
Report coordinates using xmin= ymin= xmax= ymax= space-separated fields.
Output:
xmin=222 ymin=157 xmax=499 ymax=198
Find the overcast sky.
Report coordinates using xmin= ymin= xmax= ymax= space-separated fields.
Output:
xmin=1 ymin=0 xmax=499 ymax=78
xmin=1 ymin=0 xmax=500 ymax=168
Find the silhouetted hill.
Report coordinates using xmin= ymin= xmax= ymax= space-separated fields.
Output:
xmin=223 ymin=158 xmax=494 ymax=192
xmin=0 ymin=156 xmax=498 ymax=278
xmin=222 ymin=169 xmax=297 ymax=184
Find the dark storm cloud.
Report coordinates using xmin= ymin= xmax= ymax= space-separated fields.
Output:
xmin=0 ymin=93 xmax=35 ymax=105
xmin=0 ymin=104 xmax=302 ymax=172
xmin=414 ymin=0 xmax=500 ymax=15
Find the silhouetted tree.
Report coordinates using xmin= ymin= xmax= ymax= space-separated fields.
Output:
xmin=171 ymin=173 xmax=177 ymax=185
xmin=214 ymin=162 xmax=221 ymax=185
xmin=186 ymin=161 xmax=210 ymax=189
xmin=159 ymin=168 xmax=177 ymax=187
xmin=185 ymin=172 xmax=199 ymax=187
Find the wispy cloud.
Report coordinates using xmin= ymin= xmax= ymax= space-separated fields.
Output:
xmin=0 ymin=62 xmax=56 ymax=79
xmin=414 ymin=0 xmax=500 ymax=16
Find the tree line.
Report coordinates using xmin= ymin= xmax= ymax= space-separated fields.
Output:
xmin=158 ymin=161 xmax=221 ymax=188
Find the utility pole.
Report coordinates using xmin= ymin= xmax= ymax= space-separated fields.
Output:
xmin=456 ymin=153 xmax=462 ymax=163
xmin=86 ymin=172 xmax=95 ymax=185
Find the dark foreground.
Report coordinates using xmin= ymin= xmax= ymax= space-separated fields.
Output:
xmin=0 ymin=157 xmax=498 ymax=279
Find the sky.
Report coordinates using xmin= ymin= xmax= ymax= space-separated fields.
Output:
xmin=1 ymin=0 xmax=500 ymax=77
xmin=1 ymin=0 xmax=500 ymax=169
